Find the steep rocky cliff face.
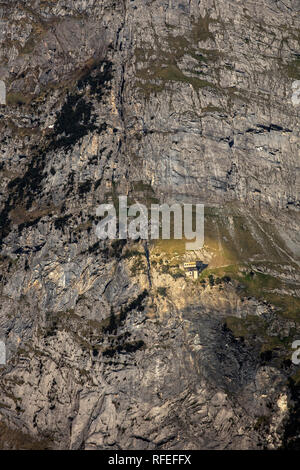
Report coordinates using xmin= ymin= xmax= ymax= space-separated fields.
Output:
xmin=0 ymin=0 xmax=299 ymax=450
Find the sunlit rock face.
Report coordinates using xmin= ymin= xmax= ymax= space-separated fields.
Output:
xmin=0 ymin=0 xmax=299 ymax=450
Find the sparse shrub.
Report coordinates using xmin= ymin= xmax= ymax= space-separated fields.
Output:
xmin=54 ymin=214 xmax=71 ymax=231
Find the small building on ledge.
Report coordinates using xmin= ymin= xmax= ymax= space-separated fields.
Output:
xmin=183 ymin=261 xmax=204 ymax=280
